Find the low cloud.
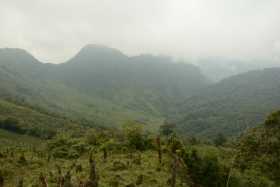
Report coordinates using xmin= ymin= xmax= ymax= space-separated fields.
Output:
xmin=0 ymin=0 xmax=280 ymax=63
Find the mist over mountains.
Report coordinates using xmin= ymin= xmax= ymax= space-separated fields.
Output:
xmin=0 ymin=44 xmax=280 ymax=137
xmin=1 ymin=1 xmax=280 ymax=185
xmin=1 ymin=42 xmax=280 ymax=186
xmin=0 ymin=45 xmax=208 ymax=128
xmin=195 ymin=57 xmax=280 ymax=82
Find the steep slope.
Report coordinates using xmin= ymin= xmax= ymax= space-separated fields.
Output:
xmin=50 ymin=45 xmax=209 ymax=115
xmin=0 ymin=48 xmax=46 ymax=99
xmin=172 ymin=68 xmax=280 ymax=138
xmin=0 ymin=48 xmax=146 ymax=127
xmin=0 ymin=99 xmax=82 ymax=139
xmin=0 ymin=45 xmax=209 ymax=128
xmin=0 ymin=49 xmax=106 ymax=126
xmin=235 ymin=110 xmax=280 ymax=185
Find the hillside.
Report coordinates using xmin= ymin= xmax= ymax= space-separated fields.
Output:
xmin=51 ymin=45 xmax=208 ymax=114
xmin=0 ymin=46 xmax=209 ymax=128
xmin=172 ymin=68 xmax=280 ymax=138
xmin=234 ymin=110 xmax=280 ymax=186
xmin=0 ymin=99 xmax=84 ymax=140
xmin=1 ymin=104 xmax=279 ymax=186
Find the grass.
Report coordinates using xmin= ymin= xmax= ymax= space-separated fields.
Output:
xmin=0 ymin=147 xmax=188 ymax=187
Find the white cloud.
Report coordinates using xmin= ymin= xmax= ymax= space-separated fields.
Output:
xmin=0 ymin=0 xmax=280 ymax=63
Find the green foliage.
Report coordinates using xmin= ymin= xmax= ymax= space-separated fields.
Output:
xmin=0 ymin=119 xmax=279 ymax=187
xmin=265 ymin=110 xmax=280 ymax=127
xmin=85 ymin=129 xmax=110 ymax=146
xmin=172 ymin=68 xmax=280 ymax=138
xmin=0 ymin=133 xmax=184 ymax=187
xmin=229 ymin=169 xmax=276 ymax=187
xmin=160 ymin=122 xmax=175 ymax=136
xmin=235 ymin=111 xmax=280 ymax=185
xmin=47 ymin=134 xmax=88 ymax=159
xmin=122 ymin=121 xmax=152 ymax=151
xmin=0 ymin=117 xmax=21 ymax=133
xmin=0 ymin=47 xmax=208 ymax=130
xmin=1 ymin=47 xmax=280 ymax=186
xmin=182 ymin=148 xmax=228 ymax=187
xmin=214 ymin=133 xmax=227 ymax=146
xmin=0 ymin=99 xmax=84 ymax=139
xmin=167 ymin=133 xmax=183 ymax=153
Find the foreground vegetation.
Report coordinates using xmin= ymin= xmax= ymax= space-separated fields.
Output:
xmin=1 ymin=110 xmax=280 ymax=186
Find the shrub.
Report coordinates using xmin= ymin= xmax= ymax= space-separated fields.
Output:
xmin=123 ymin=122 xmax=149 ymax=151
xmin=182 ymin=149 xmax=228 ymax=187
xmin=47 ymin=134 xmax=87 ymax=159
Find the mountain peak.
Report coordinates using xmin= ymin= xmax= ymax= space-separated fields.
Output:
xmin=0 ymin=48 xmax=39 ymax=64
xmin=83 ymin=44 xmax=113 ymax=50
xmin=0 ymin=48 xmax=33 ymax=57
xmin=79 ymin=44 xmax=126 ymax=57
xmin=67 ymin=44 xmax=128 ymax=64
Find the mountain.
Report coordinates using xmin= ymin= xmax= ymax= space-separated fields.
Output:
xmin=50 ymin=45 xmax=209 ymax=115
xmin=0 ymin=45 xmax=209 ymax=128
xmin=195 ymin=57 xmax=280 ymax=82
xmin=172 ymin=68 xmax=280 ymax=138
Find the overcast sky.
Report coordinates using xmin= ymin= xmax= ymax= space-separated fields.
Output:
xmin=0 ymin=0 xmax=280 ymax=63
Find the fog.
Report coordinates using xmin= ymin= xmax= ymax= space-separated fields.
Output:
xmin=0 ymin=0 xmax=280 ymax=64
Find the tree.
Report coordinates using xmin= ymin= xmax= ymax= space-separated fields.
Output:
xmin=160 ymin=121 xmax=175 ymax=136
xmin=156 ymin=136 xmax=162 ymax=164
xmin=0 ymin=117 xmax=22 ymax=133
xmin=214 ymin=133 xmax=227 ymax=146
xmin=183 ymin=149 xmax=227 ymax=187
xmin=123 ymin=121 xmax=146 ymax=151
xmin=0 ymin=172 xmax=4 ymax=187
xmin=235 ymin=110 xmax=280 ymax=185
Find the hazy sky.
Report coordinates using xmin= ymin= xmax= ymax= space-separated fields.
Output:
xmin=0 ymin=0 xmax=280 ymax=63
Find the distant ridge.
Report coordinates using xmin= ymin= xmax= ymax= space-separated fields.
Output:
xmin=172 ymin=67 xmax=280 ymax=138
xmin=0 ymin=45 xmax=209 ymax=128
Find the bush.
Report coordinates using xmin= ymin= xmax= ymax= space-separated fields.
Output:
xmin=182 ymin=148 xmax=228 ymax=187
xmin=230 ymin=169 xmax=276 ymax=187
xmin=0 ymin=117 xmax=23 ymax=133
xmin=47 ymin=134 xmax=88 ymax=159
xmin=167 ymin=133 xmax=183 ymax=153
xmin=214 ymin=133 xmax=227 ymax=146
xmin=160 ymin=122 xmax=175 ymax=136
xmin=0 ymin=117 xmax=56 ymax=139
xmin=123 ymin=122 xmax=151 ymax=151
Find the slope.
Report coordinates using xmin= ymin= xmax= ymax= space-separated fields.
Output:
xmin=172 ymin=68 xmax=280 ymax=138
xmin=0 ymin=99 xmax=84 ymax=140
xmin=0 ymin=46 xmax=209 ymax=128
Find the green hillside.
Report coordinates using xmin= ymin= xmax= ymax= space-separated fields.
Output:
xmin=1 ymin=110 xmax=279 ymax=187
xmin=49 ymin=45 xmax=209 ymax=114
xmin=0 ymin=99 xmax=85 ymax=139
xmin=234 ymin=110 xmax=280 ymax=185
xmin=172 ymin=68 xmax=280 ymax=138
xmin=0 ymin=46 xmax=208 ymax=128
xmin=0 ymin=94 xmax=279 ymax=186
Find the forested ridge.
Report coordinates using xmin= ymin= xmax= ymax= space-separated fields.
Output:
xmin=0 ymin=46 xmax=209 ymax=129
xmin=171 ymin=68 xmax=280 ymax=138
